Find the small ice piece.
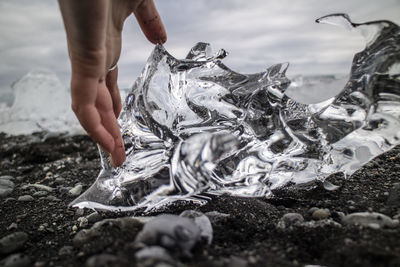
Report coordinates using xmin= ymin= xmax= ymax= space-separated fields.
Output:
xmin=71 ymin=13 xmax=400 ymax=212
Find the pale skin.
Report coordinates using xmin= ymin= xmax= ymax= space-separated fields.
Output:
xmin=58 ymin=0 xmax=167 ymax=167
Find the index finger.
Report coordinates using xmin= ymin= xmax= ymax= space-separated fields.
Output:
xmin=134 ymin=0 xmax=167 ymax=44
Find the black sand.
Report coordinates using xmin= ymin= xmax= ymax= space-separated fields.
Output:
xmin=1 ymin=132 xmax=400 ymax=266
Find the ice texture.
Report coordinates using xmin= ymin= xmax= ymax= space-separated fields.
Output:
xmin=71 ymin=14 xmax=400 ymax=212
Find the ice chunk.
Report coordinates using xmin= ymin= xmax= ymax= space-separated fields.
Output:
xmin=0 ymin=69 xmax=81 ymax=135
xmin=71 ymin=14 xmax=400 ymax=212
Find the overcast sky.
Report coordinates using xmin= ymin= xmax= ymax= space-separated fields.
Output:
xmin=0 ymin=0 xmax=399 ymax=95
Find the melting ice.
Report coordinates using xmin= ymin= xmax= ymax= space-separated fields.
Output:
xmin=71 ymin=14 xmax=400 ymax=212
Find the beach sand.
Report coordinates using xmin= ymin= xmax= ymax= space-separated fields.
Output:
xmin=1 ymin=132 xmax=399 ymax=266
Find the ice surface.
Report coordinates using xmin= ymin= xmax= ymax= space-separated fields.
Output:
xmin=72 ymin=14 xmax=400 ymax=212
xmin=0 ymin=69 xmax=81 ymax=135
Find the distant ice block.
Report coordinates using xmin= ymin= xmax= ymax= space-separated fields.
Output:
xmin=0 ymin=69 xmax=82 ymax=135
xmin=71 ymin=14 xmax=400 ymax=212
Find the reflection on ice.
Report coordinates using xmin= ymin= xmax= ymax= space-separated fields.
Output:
xmin=71 ymin=14 xmax=400 ymax=212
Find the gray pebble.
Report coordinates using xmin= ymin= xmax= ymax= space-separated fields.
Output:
xmin=22 ymin=184 xmax=53 ymax=192
xmin=312 ymin=209 xmax=331 ymax=220
xmin=77 ymin=217 xmax=89 ymax=228
xmin=58 ymin=245 xmax=73 ymax=257
xmin=54 ymin=178 xmax=66 ymax=184
xmin=0 ymin=232 xmax=28 ymax=254
xmin=69 ymin=184 xmax=83 ymax=196
xmin=32 ymin=191 xmax=48 ymax=197
xmin=277 ymin=213 xmax=304 ymax=229
xmin=0 ymin=175 xmax=14 ymax=180
xmin=135 ymin=214 xmax=201 ymax=254
xmin=44 ymin=196 xmax=61 ymax=202
xmin=85 ymin=254 xmax=119 ymax=267
xmin=205 ymin=211 xmax=230 ymax=224
xmin=0 ymin=253 xmax=31 ymax=267
xmin=135 ymin=246 xmax=173 ymax=262
xmin=73 ymin=217 xmax=142 ymax=247
xmin=180 ymin=210 xmax=213 ymax=244
xmin=86 ymin=212 xmax=102 ymax=224
xmin=342 ymin=212 xmax=399 ymax=229
xmin=17 ymin=195 xmax=34 ymax=202
xmin=0 ymin=179 xmax=15 ymax=198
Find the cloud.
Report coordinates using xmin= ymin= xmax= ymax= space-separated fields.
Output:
xmin=0 ymin=0 xmax=399 ymax=91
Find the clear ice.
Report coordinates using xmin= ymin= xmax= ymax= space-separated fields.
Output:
xmin=71 ymin=14 xmax=400 ymax=212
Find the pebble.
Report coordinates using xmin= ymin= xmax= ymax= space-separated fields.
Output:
xmin=0 ymin=175 xmax=14 ymax=181
xmin=17 ymin=195 xmax=34 ymax=202
xmin=180 ymin=210 xmax=213 ymax=244
xmin=135 ymin=214 xmax=201 ymax=255
xmin=312 ymin=209 xmax=331 ymax=220
xmin=85 ymin=254 xmax=119 ymax=267
xmin=277 ymin=213 xmax=304 ymax=229
xmin=0 ymin=253 xmax=31 ymax=267
xmin=32 ymin=191 xmax=48 ymax=197
xmin=0 ymin=232 xmax=29 ymax=254
xmin=7 ymin=223 xmax=18 ymax=231
xmin=342 ymin=212 xmax=399 ymax=229
xmin=77 ymin=217 xmax=89 ymax=228
xmin=21 ymin=184 xmax=53 ymax=192
xmin=58 ymin=245 xmax=73 ymax=257
xmin=54 ymin=178 xmax=66 ymax=184
xmin=0 ymin=179 xmax=15 ymax=198
xmin=135 ymin=246 xmax=173 ymax=262
xmin=43 ymin=195 xmax=61 ymax=202
xmin=86 ymin=212 xmax=102 ymax=224
xmin=68 ymin=184 xmax=82 ymax=196
xmin=73 ymin=217 xmax=142 ymax=247
xmin=205 ymin=211 xmax=230 ymax=224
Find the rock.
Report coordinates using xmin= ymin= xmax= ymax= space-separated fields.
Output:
xmin=0 ymin=232 xmax=28 ymax=254
xmin=135 ymin=214 xmax=201 ymax=255
xmin=342 ymin=212 xmax=399 ymax=229
xmin=277 ymin=213 xmax=304 ymax=229
xmin=7 ymin=223 xmax=18 ymax=231
xmin=58 ymin=246 xmax=73 ymax=257
xmin=180 ymin=210 xmax=213 ymax=244
xmin=135 ymin=246 xmax=174 ymax=263
xmin=44 ymin=195 xmax=60 ymax=202
xmin=77 ymin=217 xmax=89 ymax=228
xmin=0 ymin=253 xmax=31 ymax=267
xmin=32 ymin=191 xmax=48 ymax=197
xmin=300 ymin=219 xmax=342 ymax=228
xmin=85 ymin=254 xmax=119 ymax=267
xmin=69 ymin=184 xmax=83 ymax=196
xmin=0 ymin=175 xmax=14 ymax=181
xmin=0 ymin=179 xmax=15 ymax=198
xmin=312 ymin=209 xmax=331 ymax=220
xmin=86 ymin=212 xmax=102 ymax=224
xmin=387 ymin=183 xmax=400 ymax=205
xmin=205 ymin=211 xmax=230 ymax=224
xmin=73 ymin=217 xmax=142 ymax=247
xmin=17 ymin=195 xmax=34 ymax=202
xmin=21 ymin=184 xmax=53 ymax=192
xmin=54 ymin=177 xmax=65 ymax=184
xmin=130 ymin=216 xmax=157 ymax=224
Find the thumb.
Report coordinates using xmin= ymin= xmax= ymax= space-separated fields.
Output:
xmin=134 ymin=0 xmax=167 ymax=44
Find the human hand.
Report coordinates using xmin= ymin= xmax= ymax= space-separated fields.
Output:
xmin=58 ymin=0 xmax=166 ymax=167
